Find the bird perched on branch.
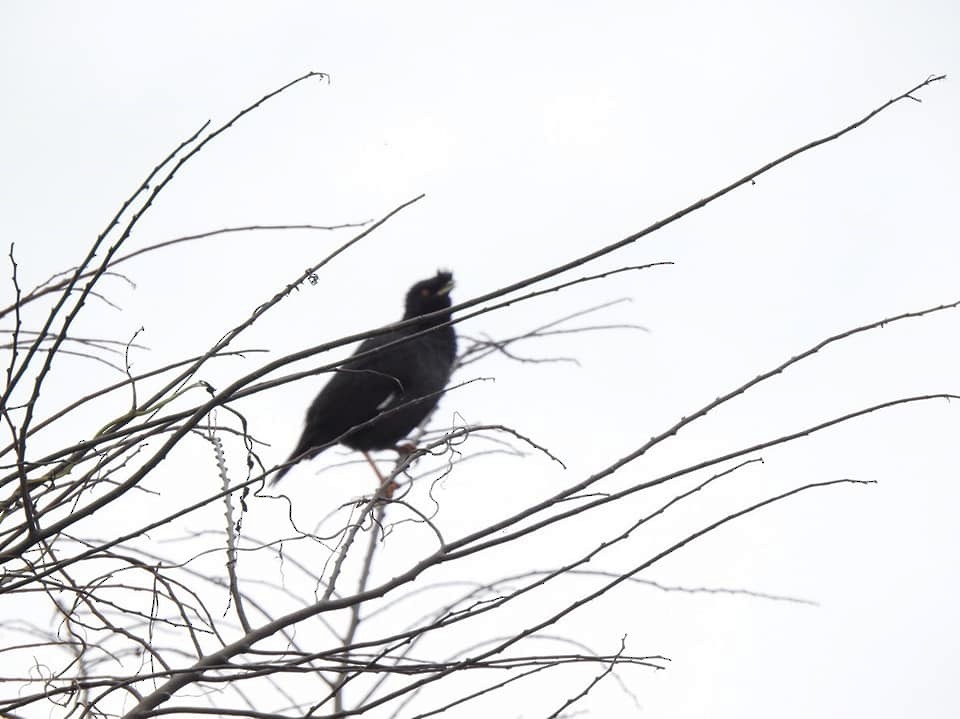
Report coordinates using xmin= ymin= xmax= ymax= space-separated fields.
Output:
xmin=271 ymin=271 xmax=457 ymax=486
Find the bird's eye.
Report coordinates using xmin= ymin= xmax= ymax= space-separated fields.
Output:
xmin=420 ymin=287 xmax=431 ymax=297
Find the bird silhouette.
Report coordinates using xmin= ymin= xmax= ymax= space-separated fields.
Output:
xmin=271 ymin=271 xmax=456 ymax=486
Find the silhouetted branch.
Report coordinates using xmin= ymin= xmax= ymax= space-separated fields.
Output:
xmin=0 ymin=72 xmax=949 ymax=719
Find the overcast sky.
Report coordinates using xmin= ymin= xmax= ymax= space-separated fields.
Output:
xmin=2 ymin=2 xmax=960 ymax=717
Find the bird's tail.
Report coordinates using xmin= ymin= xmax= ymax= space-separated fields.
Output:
xmin=269 ymin=434 xmax=325 ymax=486
xmin=269 ymin=463 xmax=292 ymax=487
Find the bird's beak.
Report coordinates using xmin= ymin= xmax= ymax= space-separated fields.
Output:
xmin=437 ymin=279 xmax=455 ymax=296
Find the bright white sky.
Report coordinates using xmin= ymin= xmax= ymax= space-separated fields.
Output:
xmin=2 ymin=2 xmax=959 ymax=717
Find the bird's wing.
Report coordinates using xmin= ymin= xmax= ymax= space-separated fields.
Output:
xmin=304 ymin=333 xmax=409 ymax=426
xmin=375 ymin=389 xmax=400 ymax=411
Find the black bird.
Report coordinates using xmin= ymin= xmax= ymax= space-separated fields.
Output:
xmin=272 ymin=271 xmax=457 ymax=486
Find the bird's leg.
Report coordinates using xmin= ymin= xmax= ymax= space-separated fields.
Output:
xmin=363 ymin=451 xmax=398 ymax=499
xmin=394 ymin=440 xmax=417 ymax=456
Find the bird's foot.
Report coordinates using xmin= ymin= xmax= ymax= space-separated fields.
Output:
xmin=362 ymin=450 xmax=401 ymax=499
xmin=352 ymin=478 xmax=399 ymax=506
xmin=380 ymin=478 xmax=400 ymax=499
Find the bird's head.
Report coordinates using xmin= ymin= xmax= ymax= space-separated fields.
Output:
xmin=404 ymin=270 xmax=455 ymax=320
